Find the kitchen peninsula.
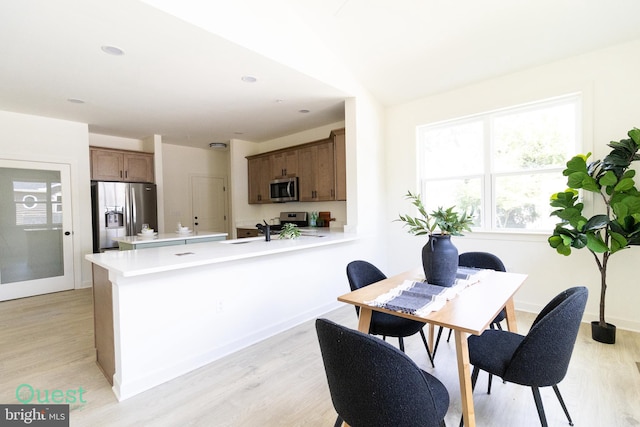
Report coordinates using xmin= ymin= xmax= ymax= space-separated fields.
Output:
xmin=85 ymin=230 xmax=358 ymax=401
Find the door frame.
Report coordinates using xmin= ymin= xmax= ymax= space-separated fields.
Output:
xmin=189 ymin=173 xmax=229 ymax=236
xmin=0 ymin=159 xmax=75 ymax=300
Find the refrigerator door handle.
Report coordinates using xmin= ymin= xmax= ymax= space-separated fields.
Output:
xmin=130 ymin=186 xmax=137 ymax=234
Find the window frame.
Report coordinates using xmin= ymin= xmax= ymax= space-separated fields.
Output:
xmin=417 ymin=93 xmax=582 ymax=233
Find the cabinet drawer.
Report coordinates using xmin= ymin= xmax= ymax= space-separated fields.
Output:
xmin=237 ymin=228 xmax=259 ymax=238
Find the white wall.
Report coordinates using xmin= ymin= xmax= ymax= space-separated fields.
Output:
xmin=0 ymin=110 xmax=92 ymax=289
xmin=385 ymin=39 xmax=640 ymax=331
xmin=161 ymin=143 xmax=229 ymax=233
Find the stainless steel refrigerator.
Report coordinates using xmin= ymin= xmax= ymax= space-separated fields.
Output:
xmin=91 ymin=181 xmax=158 ymax=252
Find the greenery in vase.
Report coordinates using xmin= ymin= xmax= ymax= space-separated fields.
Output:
xmin=548 ymin=127 xmax=640 ymax=328
xmin=396 ymin=191 xmax=474 ymax=236
xmin=278 ymin=223 xmax=301 ymax=239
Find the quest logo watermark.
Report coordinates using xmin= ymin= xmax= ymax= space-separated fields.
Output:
xmin=14 ymin=384 xmax=86 ymax=406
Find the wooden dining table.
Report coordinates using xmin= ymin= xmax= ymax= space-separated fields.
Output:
xmin=337 ymin=267 xmax=528 ymax=427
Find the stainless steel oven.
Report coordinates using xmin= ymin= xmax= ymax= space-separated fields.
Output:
xmin=270 ymin=177 xmax=298 ymax=202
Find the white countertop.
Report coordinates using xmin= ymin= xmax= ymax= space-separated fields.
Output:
xmin=113 ymin=230 xmax=228 ymax=244
xmin=86 ymin=230 xmax=358 ymax=277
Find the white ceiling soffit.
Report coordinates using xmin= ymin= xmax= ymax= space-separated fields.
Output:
xmin=0 ymin=0 xmax=347 ymax=148
xmin=3 ymin=0 xmax=640 ymax=148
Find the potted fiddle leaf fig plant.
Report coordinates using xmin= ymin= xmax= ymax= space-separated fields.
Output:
xmin=397 ymin=191 xmax=474 ymax=286
xmin=548 ymin=127 xmax=640 ymax=344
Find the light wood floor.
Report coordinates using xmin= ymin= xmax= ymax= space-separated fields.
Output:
xmin=1 ymin=288 xmax=639 ymax=426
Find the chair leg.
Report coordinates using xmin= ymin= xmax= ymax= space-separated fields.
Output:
xmin=552 ymin=385 xmax=574 ymax=426
xmin=419 ymin=328 xmax=435 ymax=368
xmin=432 ymin=326 xmax=444 ymax=357
xmin=471 ymin=365 xmax=480 ymax=390
xmin=487 ymin=373 xmax=493 ymax=394
xmin=398 ymin=336 xmax=405 ymax=352
xmin=334 ymin=415 xmax=343 ymax=427
xmin=531 ymin=386 xmax=549 ymax=427
xmin=446 ymin=328 xmax=453 ymax=342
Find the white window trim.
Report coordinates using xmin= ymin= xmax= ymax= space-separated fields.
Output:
xmin=417 ymin=92 xmax=583 ymax=234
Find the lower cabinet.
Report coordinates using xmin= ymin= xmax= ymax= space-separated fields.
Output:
xmin=237 ymin=228 xmax=259 ymax=238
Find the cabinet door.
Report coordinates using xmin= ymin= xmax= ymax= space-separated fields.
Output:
xmin=332 ymin=128 xmax=346 ymax=201
xmin=248 ymin=156 xmax=272 ymax=204
xmin=271 ymin=149 xmax=298 ymax=178
xmin=124 ymin=152 xmax=154 ymax=183
xmin=315 ymin=141 xmax=335 ymax=201
xmin=298 ymin=140 xmax=335 ymax=201
xmin=298 ymin=146 xmax=317 ymax=201
xmin=91 ymin=149 xmax=124 ymax=181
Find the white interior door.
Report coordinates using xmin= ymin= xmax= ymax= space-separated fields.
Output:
xmin=191 ymin=175 xmax=227 ymax=233
xmin=0 ymin=160 xmax=74 ymax=301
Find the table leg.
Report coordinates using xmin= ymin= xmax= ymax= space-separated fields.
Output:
xmin=504 ymin=297 xmax=518 ymax=333
xmin=357 ymin=307 xmax=372 ymax=333
xmin=454 ymin=329 xmax=475 ymax=427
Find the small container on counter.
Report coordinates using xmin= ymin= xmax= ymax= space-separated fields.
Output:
xmin=309 ymin=211 xmax=318 ymax=227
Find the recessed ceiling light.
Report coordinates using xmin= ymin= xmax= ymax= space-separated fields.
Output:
xmin=275 ymin=99 xmax=284 ymax=103
xmin=299 ymin=109 xmax=310 ymax=114
xmin=101 ymin=45 xmax=124 ymax=56
xmin=209 ymin=142 xmax=228 ymax=149
xmin=241 ymin=75 xmax=257 ymax=83
xmin=67 ymin=98 xmax=85 ymax=104
xmin=233 ymin=131 xmax=244 ymax=135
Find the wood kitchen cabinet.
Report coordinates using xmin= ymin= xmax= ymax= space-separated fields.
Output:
xmin=246 ymin=127 xmax=346 ymax=204
xmin=332 ymin=128 xmax=346 ymax=201
xmin=247 ymin=155 xmax=272 ymax=203
xmin=299 ymin=139 xmax=335 ymax=202
xmin=90 ymin=147 xmax=154 ymax=183
xmin=271 ymin=149 xmax=298 ymax=178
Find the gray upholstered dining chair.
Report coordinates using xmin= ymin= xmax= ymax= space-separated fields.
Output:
xmin=316 ymin=318 xmax=449 ymax=427
xmin=461 ymin=286 xmax=588 ymax=427
xmin=346 ymin=260 xmax=434 ymax=367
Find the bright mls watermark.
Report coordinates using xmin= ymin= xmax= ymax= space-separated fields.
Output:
xmin=0 ymin=404 xmax=69 ymax=426
xmin=0 ymin=383 xmax=87 ymax=426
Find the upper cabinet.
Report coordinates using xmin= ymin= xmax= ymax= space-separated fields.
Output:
xmin=247 ymin=156 xmax=272 ymax=204
xmin=91 ymin=147 xmax=154 ymax=183
xmin=271 ymin=149 xmax=298 ymax=178
xmin=299 ymin=139 xmax=335 ymax=202
xmin=246 ymin=128 xmax=346 ymax=204
xmin=332 ymin=128 xmax=346 ymax=201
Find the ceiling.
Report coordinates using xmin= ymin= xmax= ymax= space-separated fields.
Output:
xmin=2 ymin=1 xmax=640 ymax=149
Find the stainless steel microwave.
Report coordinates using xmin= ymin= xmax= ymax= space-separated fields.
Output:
xmin=270 ymin=177 xmax=299 ymax=202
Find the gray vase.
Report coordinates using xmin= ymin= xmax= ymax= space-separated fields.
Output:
xmin=422 ymin=234 xmax=458 ymax=286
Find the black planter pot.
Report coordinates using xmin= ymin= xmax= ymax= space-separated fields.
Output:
xmin=422 ymin=234 xmax=458 ymax=287
xmin=591 ymin=321 xmax=616 ymax=344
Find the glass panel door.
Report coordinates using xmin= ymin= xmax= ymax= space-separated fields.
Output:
xmin=0 ymin=160 xmax=73 ymax=301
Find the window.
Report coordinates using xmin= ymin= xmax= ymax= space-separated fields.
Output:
xmin=12 ymin=178 xmax=62 ymax=226
xmin=417 ymin=94 xmax=581 ymax=232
